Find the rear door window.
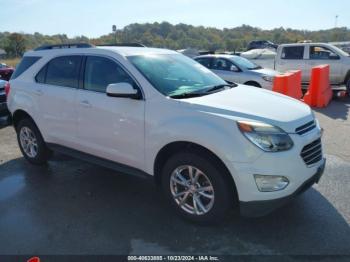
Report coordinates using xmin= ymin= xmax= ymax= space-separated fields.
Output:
xmin=35 ymin=65 xmax=47 ymax=83
xmin=195 ymin=58 xmax=212 ymax=69
xmin=11 ymin=56 xmax=41 ymax=79
xmin=45 ymin=56 xmax=82 ymax=88
xmin=212 ymin=58 xmax=233 ymax=71
xmin=281 ymin=46 xmax=304 ymax=60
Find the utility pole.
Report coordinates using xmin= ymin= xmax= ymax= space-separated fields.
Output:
xmin=112 ymin=25 xmax=117 ymax=44
xmin=335 ymin=15 xmax=338 ymax=28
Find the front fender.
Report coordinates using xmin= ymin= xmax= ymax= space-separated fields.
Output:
xmin=144 ymin=113 xmax=262 ymax=175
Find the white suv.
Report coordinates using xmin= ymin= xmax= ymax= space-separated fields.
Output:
xmin=7 ymin=44 xmax=325 ymax=223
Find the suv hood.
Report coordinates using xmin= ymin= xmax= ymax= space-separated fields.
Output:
xmin=184 ymin=85 xmax=313 ymax=133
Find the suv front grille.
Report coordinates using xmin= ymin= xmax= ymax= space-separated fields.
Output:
xmin=295 ymin=120 xmax=316 ymax=135
xmin=301 ymin=138 xmax=322 ymax=166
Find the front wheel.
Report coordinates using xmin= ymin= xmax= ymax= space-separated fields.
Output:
xmin=346 ymin=78 xmax=350 ymax=96
xmin=161 ymin=152 xmax=235 ymax=224
xmin=16 ymin=118 xmax=51 ymax=165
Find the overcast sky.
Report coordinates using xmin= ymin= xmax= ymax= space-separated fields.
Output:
xmin=0 ymin=0 xmax=349 ymax=37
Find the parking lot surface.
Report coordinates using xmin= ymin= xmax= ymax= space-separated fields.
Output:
xmin=0 ymin=98 xmax=349 ymax=258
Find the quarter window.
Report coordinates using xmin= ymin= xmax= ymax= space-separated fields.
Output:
xmin=11 ymin=56 xmax=41 ymax=79
xmin=45 ymin=56 xmax=82 ymax=88
xmin=84 ymin=56 xmax=134 ymax=93
xmin=281 ymin=46 xmax=304 ymax=60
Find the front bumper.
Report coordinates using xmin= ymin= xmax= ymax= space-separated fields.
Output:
xmin=239 ymin=158 xmax=326 ymax=217
xmin=260 ymin=81 xmax=274 ymax=90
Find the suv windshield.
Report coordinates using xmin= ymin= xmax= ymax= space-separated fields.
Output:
xmin=128 ymin=54 xmax=227 ymax=97
xmin=229 ymin=56 xmax=261 ymax=70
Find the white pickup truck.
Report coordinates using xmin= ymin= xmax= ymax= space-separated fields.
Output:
xmin=246 ymin=43 xmax=350 ymax=92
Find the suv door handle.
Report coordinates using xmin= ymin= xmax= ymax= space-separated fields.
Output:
xmin=80 ymin=100 xmax=92 ymax=108
xmin=34 ymin=89 xmax=43 ymax=96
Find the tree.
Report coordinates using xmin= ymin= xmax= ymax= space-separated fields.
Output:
xmin=225 ymin=39 xmax=243 ymax=53
xmin=1 ymin=22 xmax=350 ymax=55
xmin=4 ymin=33 xmax=26 ymax=57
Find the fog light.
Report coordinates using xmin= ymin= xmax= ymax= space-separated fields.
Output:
xmin=254 ymin=175 xmax=289 ymax=192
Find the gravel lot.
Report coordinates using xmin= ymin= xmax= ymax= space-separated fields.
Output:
xmin=0 ymin=97 xmax=349 ymax=260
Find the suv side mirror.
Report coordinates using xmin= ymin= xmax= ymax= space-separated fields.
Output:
xmin=230 ymin=65 xmax=239 ymax=72
xmin=106 ymin=82 xmax=141 ymax=99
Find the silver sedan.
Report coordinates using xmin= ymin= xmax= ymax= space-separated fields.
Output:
xmin=194 ymin=54 xmax=279 ymax=90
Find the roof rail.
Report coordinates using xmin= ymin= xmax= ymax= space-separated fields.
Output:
xmin=34 ymin=43 xmax=94 ymax=51
xmin=97 ymin=43 xmax=146 ymax=47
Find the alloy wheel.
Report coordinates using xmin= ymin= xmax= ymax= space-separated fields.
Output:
xmin=19 ymin=126 xmax=38 ymax=158
xmin=170 ymin=165 xmax=215 ymax=215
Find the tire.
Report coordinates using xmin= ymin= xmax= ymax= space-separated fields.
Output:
xmin=346 ymin=78 xmax=350 ymax=95
xmin=161 ymin=152 xmax=235 ymax=224
xmin=16 ymin=118 xmax=51 ymax=165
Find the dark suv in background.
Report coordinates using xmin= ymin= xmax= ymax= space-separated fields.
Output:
xmin=0 ymin=79 xmax=9 ymax=117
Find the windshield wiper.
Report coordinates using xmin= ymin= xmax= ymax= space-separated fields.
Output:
xmin=169 ymin=83 xmax=236 ymax=99
xmin=168 ymin=91 xmax=206 ymax=99
xmin=204 ymin=83 xmax=236 ymax=93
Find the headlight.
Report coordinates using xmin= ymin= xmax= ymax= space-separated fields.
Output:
xmin=237 ymin=121 xmax=294 ymax=152
xmin=262 ymin=75 xmax=274 ymax=82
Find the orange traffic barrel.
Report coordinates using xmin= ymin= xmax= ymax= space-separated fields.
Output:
xmin=303 ymin=65 xmax=332 ymax=107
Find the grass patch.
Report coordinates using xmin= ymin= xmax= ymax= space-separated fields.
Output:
xmin=0 ymin=58 xmax=21 ymax=67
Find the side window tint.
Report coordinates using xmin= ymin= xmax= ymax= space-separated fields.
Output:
xmin=84 ymin=56 xmax=134 ymax=93
xmin=310 ymin=46 xmax=339 ymax=60
xmin=46 ymin=56 xmax=82 ymax=88
xmin=213 ymin=58 xmax=232 ymax=71
xmin=35 ymin=65 xmax=47 ymax=83
xmin=11 ymin=56 xmax=41 ymax=79
xmin=281 ymin=46 xmax=304 ymax=60
xmin=196 ymin=58 xmax=211 ymax=68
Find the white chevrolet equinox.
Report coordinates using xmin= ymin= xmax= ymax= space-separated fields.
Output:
xmin=7 ymin=43 xmax=325 ymax=223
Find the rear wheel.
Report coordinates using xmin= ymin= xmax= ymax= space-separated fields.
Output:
xmin=346 ymin=78 xmax=350 ymax=96
xmin=161 ymin=152 xmax=235 ymax=224
xmin=16 ymin=118 xmax=51 ymax=165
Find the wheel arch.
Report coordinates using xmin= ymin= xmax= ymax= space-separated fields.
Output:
xmin=12 ymin=109 xmax=37 ymax=130
xmin=153 ymin=141 xmax=238 ymax=199
xmin=344 ymin=70 xmax=350 ymax=85
xmin=244 ymin=81 xmax=262 ymax=87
